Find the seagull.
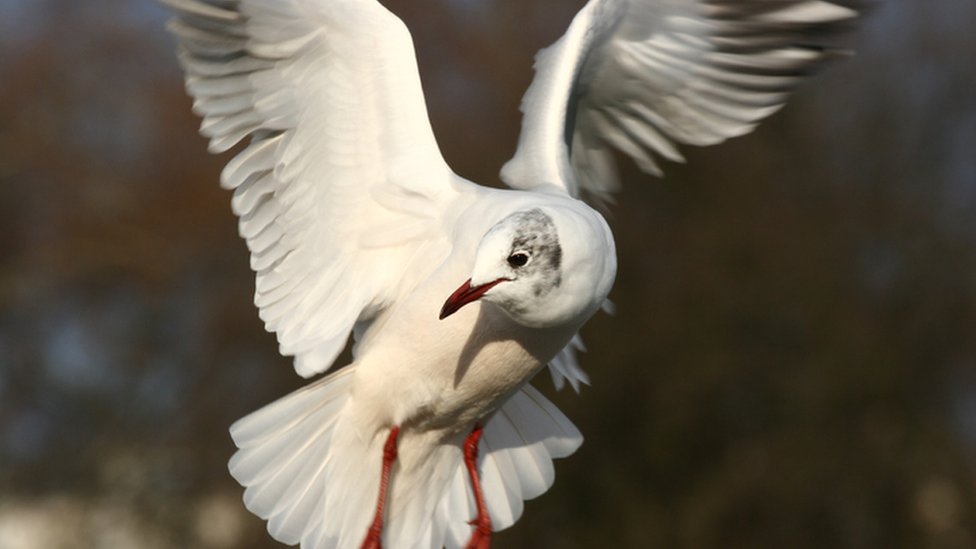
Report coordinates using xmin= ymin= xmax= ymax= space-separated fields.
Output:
xmin=160 ymin=0 xmax=857 ymax=547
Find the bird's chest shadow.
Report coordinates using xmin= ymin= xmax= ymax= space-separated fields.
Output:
xmin=453 ymin=304 xmax=551 ymax=390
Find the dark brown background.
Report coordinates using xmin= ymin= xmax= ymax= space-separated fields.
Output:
xmin=1 ymin=0 xmax=974 ymax=547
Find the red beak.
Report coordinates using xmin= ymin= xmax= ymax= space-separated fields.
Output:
xmin=439 ymin=278 xmax=507 ymax=320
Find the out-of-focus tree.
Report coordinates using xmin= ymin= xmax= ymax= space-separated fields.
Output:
xmin=0 ymin=0 xmax=973 ymax=547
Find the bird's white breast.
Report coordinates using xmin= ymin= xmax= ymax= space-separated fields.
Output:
xmin=345 ymin=187 xmax=594 ymax=435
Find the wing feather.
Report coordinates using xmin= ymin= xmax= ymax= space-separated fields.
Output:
xmin=164 ymin=0 xmax=463 ymax=377
xmin=501 ymin=0 xmax=858 ymax=200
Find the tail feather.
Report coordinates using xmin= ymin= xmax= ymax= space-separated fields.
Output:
xmin=509 ymin=384 xmax=582 ymax=458
xmin=489 ymin=410 xmax=549 ymax=499
xmin=438 ymin=384 xmax=583 ymax=547
xmin=228 ymin=367 xmax=356 ymax=542
xmin=227 ymin=368 xmax=582 ymax=549
xmin=479 ymin=422 xmax=525 ymax=525
xmin=230 ymin=398 xmax=340 ymax=488
xmin=386 ymin=440 xmax=461 ymax=548
xmin=441 ymin=465 xmax=476 ymax=549
xmin=478 ymin=446 xmax=518 ymax=529
xmin=230 ymin=367 xmax=354 ymax=447
xmin=321 ymin=419 xmax=386 ymax=549
xmin=476 ymin=384 xmax=582 ymax=531
xmin=266 ymin=434 xmax=333 ymax=543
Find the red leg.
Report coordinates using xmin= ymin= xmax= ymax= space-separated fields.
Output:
xmin=463 ymin=424 xmax=492 ymax=549
xmin=361 ymin=426 xmax=400 ymax=549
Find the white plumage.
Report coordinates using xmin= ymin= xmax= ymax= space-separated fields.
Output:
xmin=160 ymin=0 xmax=857 ymax=547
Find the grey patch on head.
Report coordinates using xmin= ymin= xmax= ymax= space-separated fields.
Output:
xmin=507 ymin=208 xmax=562 ymax=298
xmin=497 ymin=296 xmax=529 ymax=317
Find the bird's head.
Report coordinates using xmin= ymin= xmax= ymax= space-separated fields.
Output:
xmin=439 ymin=206 xmax=616 ymax=329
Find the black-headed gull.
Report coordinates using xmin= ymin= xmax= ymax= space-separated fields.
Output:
xmin=160 ymin=0 xmax=857 ymax=547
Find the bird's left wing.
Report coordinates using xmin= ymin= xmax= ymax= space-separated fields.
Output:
xmin=501 ymin=0 xmax=858 ymax=201
xmin=163 ymin=0 xmax=462 ymax=377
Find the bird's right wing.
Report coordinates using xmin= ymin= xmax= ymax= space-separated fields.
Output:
xmin=501 ymin=0 xmax=858 ymax=202
xmin=163 ymin=0 xmax=463 ymax=377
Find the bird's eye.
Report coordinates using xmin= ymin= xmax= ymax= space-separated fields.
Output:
xmin=507 ymin=252 xmax=530 ymax=268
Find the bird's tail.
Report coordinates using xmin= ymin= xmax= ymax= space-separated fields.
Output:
xmin=228 ymin=366 xmax=582 ymax=549
xmin=228 ymin=366 xmax=363 ymax=546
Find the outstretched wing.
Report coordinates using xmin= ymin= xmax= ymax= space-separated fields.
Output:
xmin=501 ymin=0 xmax=858 ymax=201
xmin=163 ymin=0 xmax=463 ymax=377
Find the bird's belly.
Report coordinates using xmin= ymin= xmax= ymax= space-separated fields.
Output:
xmin=421 ymin=335 xmax=548 ymax=429
xmin=349 ymin=302 xmax=573 ymax=435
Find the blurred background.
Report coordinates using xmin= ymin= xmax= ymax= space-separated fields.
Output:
xmin=1 ymin=0 xmax=975 ymax=547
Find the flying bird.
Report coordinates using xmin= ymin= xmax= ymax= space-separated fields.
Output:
xmin=160 ymin=0 xmax=857 ymax=547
